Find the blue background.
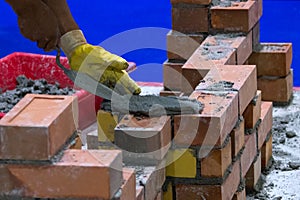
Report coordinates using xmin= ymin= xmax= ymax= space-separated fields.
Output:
xmin=0 ymin=0 xmax=299 ymax=85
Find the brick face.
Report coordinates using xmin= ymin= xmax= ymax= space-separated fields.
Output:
xmin=163 ymin=60 xmax=184 ymax=91
xmin=172 ymin=5 xmax=209 ymax=33
xmin=0 ymin=94 xmax=78 ymax=161
xmin=248 ymin=43 xmax=293 ymax=77
xmin=231 ymin=119 xmax=245 ymax=158
xmin=211 ymin=0 xmax=259 ymax=32
xmin=261 ymin=134 xmax=273 ymax=170
xmin=241 ymin=133 xmax=257 ymax=177
xmin=246 ymin=152 xmax=262 ymax=191
xmin=0 ymin=150 xmax=123 ymax=199
xmin=243 ymin=90 xmax=262 ymax=129
xmin=200 ymin=140 xmax=232 ymax=177
xmin=258 ymin=71 xmax=293 ymax=102
xmin=167 ymin=30 xmax=205 ymax=60
xmin=257 ymin=101 xmax=273 ymax=150
xmin=174 ymin=92 xmax=238 ymax=148
xmin=115 ymin=115 xmax=171 ymax=165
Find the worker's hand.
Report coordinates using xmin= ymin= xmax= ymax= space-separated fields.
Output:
xmin=70 ymin=44 xmax=141 ymax=95
xmin=12 ymin=1 xmax=60 ymax=51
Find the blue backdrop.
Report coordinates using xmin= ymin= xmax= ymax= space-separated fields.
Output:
xmin=0 ymin=0 xmax=299 ymax=85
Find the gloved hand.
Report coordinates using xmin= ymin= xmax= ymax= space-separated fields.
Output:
xmin=6 ymin=0 xmax=60 ymax=51
xmin=60 ymin=30 xmax=141 ymax=95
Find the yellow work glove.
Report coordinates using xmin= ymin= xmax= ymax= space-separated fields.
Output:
xmin=59 ymin=30 xmax=141 ymax=95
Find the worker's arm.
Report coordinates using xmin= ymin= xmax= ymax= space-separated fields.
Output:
xmin=42 ymin=0 xmax=141 ymax=95
xmin=5 ymin=0 xmax=60 ymax=51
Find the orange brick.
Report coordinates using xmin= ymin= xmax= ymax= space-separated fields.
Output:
xmin=175 ymin=160 xmax=241 ymax=200
xmin=246 ymin=152 xmax=261 ymax=191
xmin=136 ymin=186 xmax=145 ymax=200
xmin=248 ymin=43 xmax=293 ymax=77
xmin=243 ymin=90 xmax=262 ymax=129
xmin=0 ymin=94 xmax=78 ymax=160
xmin=167 ymin=30 xmax=205 ymax=60
xmin=257 ymin=101 xmax=273 ymax=149
xmin=172 ymin=4 xmax=209 ymax=33
xmin=163 ymin=60 xmax=184 ymax=91
xmin=258 ymin=71 xmax=293 ymax=102
xmin=174 ymin=91 xmax=238 ymax=148
xmin=196 ymin=65 xmax=257 ymax=114
xmin=0 ymin=150 xmax=123 ymax=199
xmin=171 ymin=0 xmax=212 ymax=5
xmin=117 ymin=168 xmax=136 ymax=200
xmin=201 ymin=139 xmax=232 ymax=177
xmin=211 ymin=0 xmax=259 ymax=32
xmin=241 ymin=133 xmax=257 ymax=177
xmin=233 ymin=188 xmax=246 ymax=200
xmin=115 ymin=115 xmax=171 ymax=165
xmin=261 ymin=134 xmax=273 ymax=170
xmin=231 ymin=119 xmax=245 ymax=158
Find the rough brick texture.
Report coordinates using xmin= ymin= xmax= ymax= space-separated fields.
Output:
xmin=230 ymin=119 xmax=245 ymax=158
xmin=172 ymin=4 xmax=209 ymax=33
xmin=241 ymin=133 xmax=257 ymax=177
xmin=248 ymin=43 xmax=293 ymax=77
xmin=246 ymin=152 xmax=262 ymax=191
xmin=115 ymin=115 xmax=171 ymax=164
xmin=0 ymin=94 xmax=78 ymax=161
xmin=243 ymin=90 xmax=262 ymax=129
xmin=257 ymin=101 xmax=273 ymax=149
xmin=0 ymin=150 xmax=123 ymax=199
xmin=258 ymin=71 xmax=293 ymax=102
xmin=163 ymin=60 xmax=184 ymax=91
xmin=174 ymin=91 xmax=238 ymax=149
xmin=261 ymin=134 xmax=273 ymax=170
xmin=167 ymin=30 xmax=205 ymax=60
xmin=211 ymin=0 xmax=260 ymax=32
xmin=200 ymin=139 xmax=232 ymax=177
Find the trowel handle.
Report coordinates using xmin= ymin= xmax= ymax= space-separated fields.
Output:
xmin=55 ymin=48 xmax=77 ymax=81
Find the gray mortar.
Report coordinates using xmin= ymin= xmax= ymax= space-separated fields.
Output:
xmin=101 ymin=95 xmax=204 ymax=117
xmin=254 ymin=43 xmax=287 ymax=52
xmin=212 ymin=0 xmax=248 ymax=7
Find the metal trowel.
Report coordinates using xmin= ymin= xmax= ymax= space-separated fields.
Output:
xmin=55 ymin=49 xmax=203 ymax=116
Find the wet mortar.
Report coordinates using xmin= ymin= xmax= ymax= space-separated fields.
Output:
xmin=212 ymin=0 xmax=248 ymax=7
xmin=0 ymin=75 xmax=75 ymax=113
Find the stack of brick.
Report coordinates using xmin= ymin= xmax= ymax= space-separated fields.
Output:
xmin=0 ymin=94 xmax=136 ymax=200
xmin=158 ymin=0 xmax=276 ymax=199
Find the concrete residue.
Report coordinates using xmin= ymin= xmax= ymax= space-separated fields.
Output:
xmin=254 ymin=44 xmax=287 ymax=52
xmin=212 ymin=0 xmax=247 ymax=7
xmin=0 ymin=75 xmax=75 ymax=113
xmin=101 ymin=95 xmax=204 ymax=117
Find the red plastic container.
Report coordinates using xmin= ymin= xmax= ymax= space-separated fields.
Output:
xmin=0 ymin=52 xmax=103 ymax=129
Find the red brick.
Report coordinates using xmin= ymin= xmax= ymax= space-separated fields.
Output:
xmin=258 ymin=71 xmax=293 ymax=102
xmin=172 ymin=5 xmax=209 ymax=33
xmin=163 ymin=60 xmax=184 ymax=91
xmin=241 ymin=133 xmax=257 ymax=177
xmin=0 ymin=94 xmax=78 ymax=160
xmin=134 ymin=166 xmax=166 ymax=200
xmin=248 ymin=43 xmax=293 ymax=77
xmin=204 ymin=33 xmax=252 ymax=65
xmin=119 ymin=168 xmax=136 ymax=200
xmin=0 ymin=150 xmax=123 ymax=199
xmin=243 ymin=90 xmax=262 ymax=129
xmin=257 ymin=101 xmax=273 ymax=150
xmin=174 ymin=91 xmax=238 ymax=148
xmin=136 ymin=186 xmax=145 ymax=200
xmin=154 ymin=190 xmax=163 ymax=200
xmin=201 ymin=140 xmax=232 ymax=177
xmin=171 ymin=0 xmax=212 ymax=5
xmin=246 ymin=152 xmax=261 ymax=191
xmin=231 ymin=119 xmax=245 ymax=158
xmin=175 ymin=160 xmax=241 ymax=200
xmin=167 ymin=30 xmax=205 ymax=60
xmin=196 ymin=65 xmax=257 ymax=114
xmin=261 ymin=134 xmax=273 ymax=170
xmin=252 ymin=22 xmax=260 ymax=49
xmin=233 ymin=188 xmax=246 ymax=200
xmin=115 ymin=115 xmax=171 ymax=165
xmin=211 ymin=0 xmax=259 ymax=32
